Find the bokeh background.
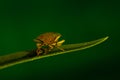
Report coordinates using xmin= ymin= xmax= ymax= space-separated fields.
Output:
xmin=0 ymin=0 xmax=120 ymax=80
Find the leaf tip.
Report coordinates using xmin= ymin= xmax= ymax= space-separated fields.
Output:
xmin=104 ymin=36 xmax=109 ymax=41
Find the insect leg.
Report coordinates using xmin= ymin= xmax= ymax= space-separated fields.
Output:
xmin=57 ymin=40 xmax=65 ymax=46
xmin=56 ymin=40 xmax=65 ymax=51
xmin=36 ymin=43 xmax=43 ymax=55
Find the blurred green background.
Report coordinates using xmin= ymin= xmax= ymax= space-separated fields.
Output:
xmin=0 ymin=0 xmax=120 ymax=80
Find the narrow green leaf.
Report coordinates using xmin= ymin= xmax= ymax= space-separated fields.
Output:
xmin=0 ymin=36 xmax=109 ymax=70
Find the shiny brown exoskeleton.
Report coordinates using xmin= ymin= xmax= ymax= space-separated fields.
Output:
xmin=34 ymin=32 xmax=65 ymax=55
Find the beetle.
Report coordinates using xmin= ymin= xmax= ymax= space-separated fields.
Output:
xmin=34 ymin=32 xmax=65 ymax=55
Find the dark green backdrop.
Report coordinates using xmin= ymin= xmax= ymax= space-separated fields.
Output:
xmin=0 ymin=0 xmax=120 ymax=80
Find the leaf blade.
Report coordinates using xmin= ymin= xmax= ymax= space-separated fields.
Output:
xmin=0 ymin=36 xmax=109 ymax=70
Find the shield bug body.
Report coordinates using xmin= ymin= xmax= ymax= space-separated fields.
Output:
xmin=34 ymin=32 xmax=65 ymax=55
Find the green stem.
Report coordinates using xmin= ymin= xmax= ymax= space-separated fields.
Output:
xmin=0 ymin=36 xmax=109 ymax=70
